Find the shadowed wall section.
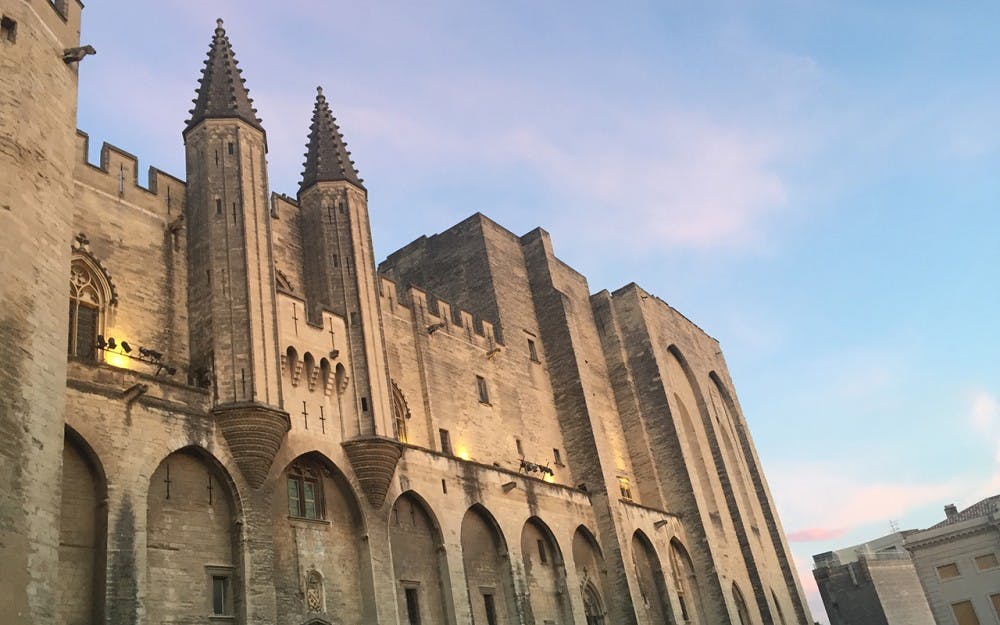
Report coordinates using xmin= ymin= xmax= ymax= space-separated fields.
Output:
xmin=272 ymin=452 xmax=369 ymax=625
xmin=462 ymin=505 xmax=518 ymax=625
xmin=632 ymin=531 xmax=674 ymax=625
xmin=59 ymin=428 xmax=106 ymax=625
xmin=389 ymin=492 xmax=452 ymax=625
xmin=573 ymin=526 xmax=611 ymax=625
xmin=519 ymin=517 xmax=572 ymax=624
xmin=146 ymin=448 xmax=240 ymax=624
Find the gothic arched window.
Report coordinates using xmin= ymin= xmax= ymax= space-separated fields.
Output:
xmin=68 ymin=248 xmax=115 ymax=361
xmin=391 ymin=381 xmax=410 ymax=443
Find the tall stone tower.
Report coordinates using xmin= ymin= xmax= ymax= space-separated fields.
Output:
xmin=298 ymin=88 xmax=401 ymax=506
xmin=183 ymin=19 xmax=287 ymax=488
xmin=299 ymin=88 xmax=392 ymax=440
xmin=0 ymin=1 xmax=85 ymax=622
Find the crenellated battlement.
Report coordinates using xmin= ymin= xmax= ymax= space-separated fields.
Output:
xmin=379 ymin=275 xmax=503 ymax=348
xmin=74 ymin=130 xmax=186 ymax=217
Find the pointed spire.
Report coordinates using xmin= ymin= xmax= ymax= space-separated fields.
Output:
xmin=185 ymin=19 xmax=263 ymax=133
xmin=300 ymin=86 xmax=363 ymax=192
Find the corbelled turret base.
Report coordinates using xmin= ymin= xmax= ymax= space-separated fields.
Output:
xmin=341 ymin=436 xmax=404 ymax=508
xmin=213 ymin=403 xmax=290 ymax=489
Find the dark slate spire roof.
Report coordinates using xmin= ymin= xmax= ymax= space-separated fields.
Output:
xmin=300 ymin=86 xmax=363 ymax=191
xmin=185 ymin=19 xmax=263 ymax=133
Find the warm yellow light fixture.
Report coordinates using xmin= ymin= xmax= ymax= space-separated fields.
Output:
xmin=104 ymin=350 xmax=131 ymax=369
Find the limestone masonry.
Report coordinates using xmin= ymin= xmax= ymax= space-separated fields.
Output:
xmin=0 ymin=3 xmax=812 ymax=624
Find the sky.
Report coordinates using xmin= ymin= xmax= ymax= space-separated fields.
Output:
xmin=76 ymin=2 xmax=1000 ymax=622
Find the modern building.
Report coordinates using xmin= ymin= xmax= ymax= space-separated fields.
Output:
xmin=0 ymin=2 xmax=812 ymax=624
xmin=813 ymin=532 xmax=936 ymax=625
xmin=905 ymin=498 xmax=1000 ymax=625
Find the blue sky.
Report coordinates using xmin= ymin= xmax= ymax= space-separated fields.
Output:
xmin=77 ymin=2 xmax=1000 ymax=621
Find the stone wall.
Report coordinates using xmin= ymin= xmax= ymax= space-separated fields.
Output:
xmin=0 ymin=1 xmax=83 ymax=621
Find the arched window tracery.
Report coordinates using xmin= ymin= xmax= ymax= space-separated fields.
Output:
xmin=68 ymin=240 xmax=116 ymax=361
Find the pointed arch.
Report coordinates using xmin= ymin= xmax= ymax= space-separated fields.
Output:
xmin=335 ymin=362 xmax=348 ymax=394
xmin=303 ymin=352 xmax=316 ymax=391
xmin=146 ymin=446 xmax=242 ymax=624
xmin=669 ymin=538 xmax=704 ymax=625
xmin=732 ymin=582 xmax=752 ymax=625
xmin=461 ymin=504 xmax=517 ymax=625
xmin=273 ymin=452 xmax=369 ymax=624
xmin=285 ymin=346 xmax=300 ymax=385
xmin=59 ymin=426 xmax=107 ymax=625
xmin=631 ymin=530 xmax=674 ymax=625
xmin=583 ymin=581 xmax=606 ymax=625
xmin=320 ymin=358 xmax=331 ymax=395
xmin=520 ymin=516 xmax=572 ymax=624
xmin=389 ymin=491 xmax=452 ymax=625
xmin=573 ymin=526 xmax=610 ymax=625
xmin=665 ymin=345 xmax=721 ymax=525
xmin=770 ymin=588 xmax=787 ymax=625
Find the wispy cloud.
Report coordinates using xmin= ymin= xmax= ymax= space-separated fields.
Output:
xmin=770 ymin=461 xmax=961 ymax=543
xmin=787 ymin=527 xmax=847 ymax=543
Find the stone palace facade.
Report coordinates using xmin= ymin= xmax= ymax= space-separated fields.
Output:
xmin=0 ymin=2 xmax=811 ymax=624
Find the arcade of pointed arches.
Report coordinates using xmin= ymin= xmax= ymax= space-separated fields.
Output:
xmin=59 ymin=434 xmax=709 ymax=625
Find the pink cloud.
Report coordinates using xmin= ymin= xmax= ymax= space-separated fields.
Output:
xmin=787 ymin=527 xmax=846 ymax=543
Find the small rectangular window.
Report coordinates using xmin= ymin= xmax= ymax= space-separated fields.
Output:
xmin=360 ymin=397 xmax=368 ymax=412
xmin=227 ymin=142 xmax=234 ymax=155
xmin=975 ymin=553 xmax=999 ymax=571
xmin=212 ymin=575 xmax=229 ymax=616
xmin=1 ymin=16 xmax=16 ymax=43
xmin=332 ymin=254 xmax=339 ymax=267
xmin=405 ymin=587 xmax=421 ymax=625
xmin=439 ymin=429 xmax=452 ymax=456
xmin=441 ymin=479 xmax=448 ymax=494
xmin=537 ymin=539 xmax=548 ymax=564
xmin=952 ymin=600 xmax=981 ymax=625
xmin=938 ymin=562 xmax=961 ymax=579
xmin=515 ymin=438 xmax=523 ymax=456
xmin=476 ymin=375 xmax=490 ymax=404
xmin=483 ymin=593 xmax=498 ymax=625
xmin=216 ymin=198 xmax=222 ymax=214
xmin=527 ymin=338 xmax=539 ymax=362
xmin=618 ymin=476 xmax=633 ymax=501
xmin=553 ymin=448 xmax=562 ymax=465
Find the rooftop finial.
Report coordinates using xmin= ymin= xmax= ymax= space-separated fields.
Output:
xmin=316 ymin=86 xmax=324 ymax=96
xmin=216 ymin=18 xmax=224 ymax=29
